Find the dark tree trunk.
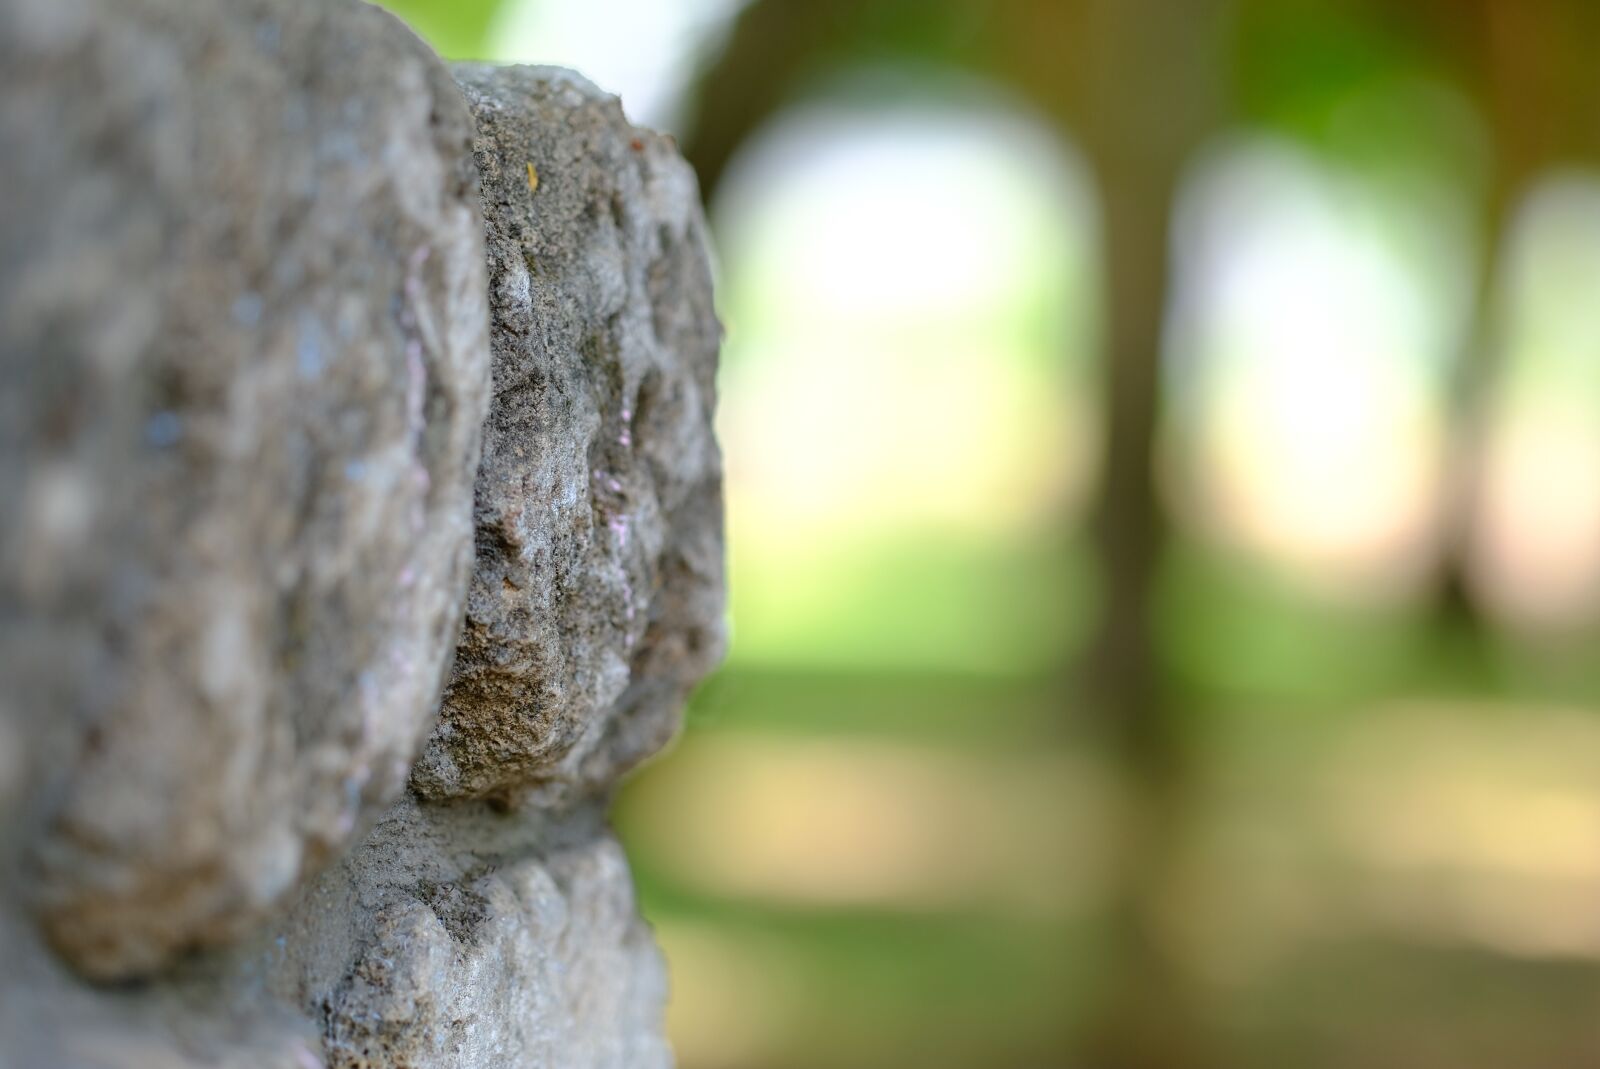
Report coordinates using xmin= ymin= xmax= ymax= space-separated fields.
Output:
xmin=1424 ymin=0 xmax=1600 ymax=651
xmin=1070 ymin=3 xmax=1228 ymax=1066
xmin=1432 ymin=0 xmax=1545 ymax=656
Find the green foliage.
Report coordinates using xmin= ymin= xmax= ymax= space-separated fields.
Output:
xmin=1231 ymin=0 xmax=1483 ymax=183
xmin=1234 ymin=0 xmax=1421 ymax=131
xmin=370 ymin=0 xmax=509 ymax=60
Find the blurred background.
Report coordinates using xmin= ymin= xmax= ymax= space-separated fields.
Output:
xmin=380 ymin=2 xmax=1600 ymax=1066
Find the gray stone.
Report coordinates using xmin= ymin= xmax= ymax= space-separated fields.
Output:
xmin=0 ymin=0 xmax=490 ymax=979
xmin=410 ymin=66 xmax=726 ymax=804
xmin=0 ymin=8 xmax=718 ymax=1061
xmin=0 ymin=801 xmax=670 ymax=1069
xmin=275 ymin=800 xmax=672 ymax=1069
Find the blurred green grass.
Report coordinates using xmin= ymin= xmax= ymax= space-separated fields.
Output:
xmin=618 ymin=641 xmax=1600 ymax=1068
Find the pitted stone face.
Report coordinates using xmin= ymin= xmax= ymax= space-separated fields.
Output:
xmin=0 ymin=0 xmax=490 ymax=979
xmin=301 ymin=800 xmax=672 ymax=1069
xmin=410 ymin=65 xmax=726 ymax=804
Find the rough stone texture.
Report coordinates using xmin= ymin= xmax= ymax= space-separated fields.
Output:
xmin=0 ymin=802 xmax=670 ymax=1069
xmin=277 ymin=800 xmax=672 ymax=1069
xmin=409 ymin=66 xmax=726 ymax=804
xmin=0 ymin=907 xmax=328 ymax=1069
xmin=0 ymin=0 xmax=724 ymax=1059
xmin=0 ymin=0 xmax=490 ymax=979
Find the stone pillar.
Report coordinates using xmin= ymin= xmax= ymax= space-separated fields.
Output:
xmin=0 ymin=0 xmax=723 ymax=1065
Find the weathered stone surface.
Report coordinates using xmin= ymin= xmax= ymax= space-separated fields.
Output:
xmin=0 ymin=0 xmax=490 ymax=979
xmin=410 ymin=66 xmax=726 ymax=803
xmin=0 ymin=909 xmax=327 ymax=1069
xmin=0 ymin=7 xmax=720 ymax=1059
xmin=274 ymin=800 xmax=672 ymax=1069
xmin=0 ymin=801 xmax=669 ymax=1069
